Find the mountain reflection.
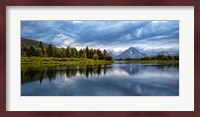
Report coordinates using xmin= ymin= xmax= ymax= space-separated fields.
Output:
xmin=21 ymin=63 xmax=178 ymax=84
xmin=115 ymin=62 xmax=179 ymax=75
xmin=21 ymin=62 xmax=179 ymax=96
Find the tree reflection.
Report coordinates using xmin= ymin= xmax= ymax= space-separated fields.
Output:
xmin=46 ymin=69 xmax=56 ymax=82
xmin=21 ymin=63 xmax=179 ymax=84
xmin=21 ymin=64 xmax=111 ymax=84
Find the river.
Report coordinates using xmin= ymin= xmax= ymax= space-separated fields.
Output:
xmin=21 ymin=61 xmax=179 ymax=96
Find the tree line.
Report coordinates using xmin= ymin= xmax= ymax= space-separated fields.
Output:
xmin=123 ymin=55 xmax=179 ymax=60
xmin=21 ymin=42 xmax=112 ymax=61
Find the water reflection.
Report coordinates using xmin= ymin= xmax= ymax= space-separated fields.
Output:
xmin=21 ymin=62 xmax=179 ymax=96
xmin=21 ymin=65 xmax=111 ymax=84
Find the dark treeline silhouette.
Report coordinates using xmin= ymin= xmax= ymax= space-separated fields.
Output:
xmin=21 ymin=41 xmax=112 ymax=61
xmin=117 ymin=55 xmax=179 ymax=61
xmin=140 ymin=55 xmax=179 ymax=60
xmin=21 ymin=65 xmax=111 ymax=84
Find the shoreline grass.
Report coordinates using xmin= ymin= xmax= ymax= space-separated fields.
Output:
xmin=21 ymin=57 xmax=113 ymax=65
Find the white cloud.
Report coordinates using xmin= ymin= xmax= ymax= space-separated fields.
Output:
xmin=152 ymin=21 xmax=168 ymax=23
xmin=73 ymin=21 xmax=82 ymax=23
xmin=52 ymin=33 xmax=77 ymax=47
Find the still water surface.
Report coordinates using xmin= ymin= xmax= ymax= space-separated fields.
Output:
xmin=21 ymin=62 xmax=179 ymax=96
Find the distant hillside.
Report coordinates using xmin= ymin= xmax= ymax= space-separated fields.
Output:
xmin=157 ymin=51 xmax=179 ymax=56
xmin=21 ymin=37 xmax=49 ymax=49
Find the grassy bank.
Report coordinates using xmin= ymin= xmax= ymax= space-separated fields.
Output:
xmin=21 ymin=57 xmax=113 ymax=65
xmin=115 ymin=59 xmax=179 ymax=64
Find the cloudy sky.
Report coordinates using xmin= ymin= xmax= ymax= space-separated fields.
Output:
xmin=21 ymin=20 xmax=179 ymax=55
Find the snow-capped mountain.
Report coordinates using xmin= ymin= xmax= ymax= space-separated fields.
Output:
xmin=114 ymin=47 xmax=146 ymax=59
xmin=108 ymin=47 xmax=179 ymax=60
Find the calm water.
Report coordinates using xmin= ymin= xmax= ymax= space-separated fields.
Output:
xmin=21 ymin=62 xmax=179 ymax=96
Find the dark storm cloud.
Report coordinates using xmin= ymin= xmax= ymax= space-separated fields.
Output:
xmin=21 ymin=20 xmax=179 ymax=53
xmin=76 ymin=21 xmax=150 ymax=43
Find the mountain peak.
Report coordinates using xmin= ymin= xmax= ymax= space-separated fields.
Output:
xmin=128 ymin=47 xmax=138 ymax=51
xmin=128 ymin=47 xmax=136 ymax=49
xmin=114 ymin=47 xmax=146 ymax=59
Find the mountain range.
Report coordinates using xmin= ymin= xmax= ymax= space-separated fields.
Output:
xmin=108 ymin=47 xmax=179 ymax=60
xmin=21 ymin=38 xmax=178 ymax=59
xmin=157 ymin=51 xmax=179 ymax=56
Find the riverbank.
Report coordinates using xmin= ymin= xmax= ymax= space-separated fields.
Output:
xmin=115 ymin=59 xmax=179 ymax=64
xmin=21 ymin=57 xmax=113 ymax=65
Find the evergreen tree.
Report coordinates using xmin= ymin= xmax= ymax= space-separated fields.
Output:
xmin=66 ymin=46 xmax=72 ymax=58
xmin=29 ymin=46 xmax=35 ymax=57
xmin=93 ymin=53 xmax=98 ymax=60
xmin=21 ymin=47 xmax=28 ymax=57
xmin=79 ymin=49 xmax=83 ymax=58
xmin=86 ymin=46 xmax=89 ymax=58
xmin=52 ymin=45 xmax=57 ymax=57
xmin=46 ymin=44 xmax=53 ymax=57
xmin=97 ymin=49 xmax=103 ymax=60
xmin=89 ymin=48 xmax=94 ymax=59
xmin=103 ymin=49 xmax=107 ymax=59
xmin=71 ymin=48 xmax=77 ymax=58
xmin=39 ymin=41 xmax=44 ymax=55
xmin=34 ymin=48 xmax=43 ymax=56
xmin=82 ymin=51 xmax=87 ymax=58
